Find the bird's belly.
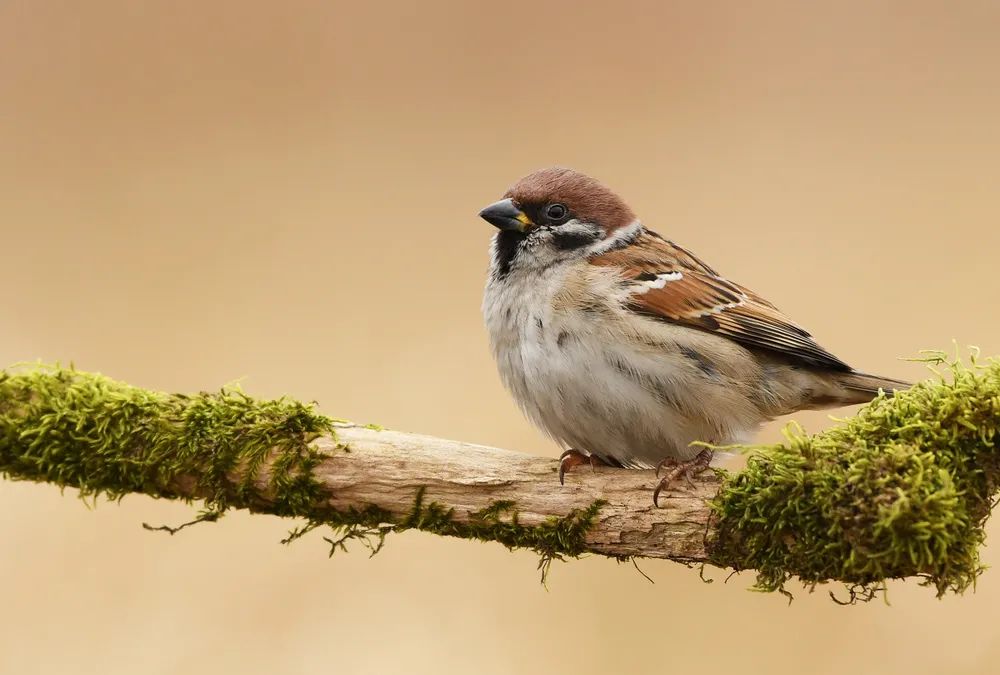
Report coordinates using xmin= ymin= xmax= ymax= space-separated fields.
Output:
xmin=491 ymin=311 xmax=749 ymax=468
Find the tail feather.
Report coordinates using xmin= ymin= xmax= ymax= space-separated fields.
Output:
xmin=836 ymin=371 xmax=911 ymax=403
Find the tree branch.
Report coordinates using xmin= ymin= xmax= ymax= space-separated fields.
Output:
xmin=307 ymin=425 xmax=718 ymax=560
xmin=1 ymin=354 xmax=998 ymax=600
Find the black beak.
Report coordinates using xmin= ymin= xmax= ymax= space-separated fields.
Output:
xmin=478 ymin=198 xmax=532 ymax=232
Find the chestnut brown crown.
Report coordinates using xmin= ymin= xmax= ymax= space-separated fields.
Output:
xmin=503 ymin=167 xmax=637 ymax=233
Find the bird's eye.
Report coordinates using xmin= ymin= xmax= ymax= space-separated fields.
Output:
xmin=545 ymin=203 xmax=569 ymax=222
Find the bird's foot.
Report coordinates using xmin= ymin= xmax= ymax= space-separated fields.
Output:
xmin=652 ymin=449 xmax=713 ymax=507
xmin=558 ymin=449 xmax=613 ymax=485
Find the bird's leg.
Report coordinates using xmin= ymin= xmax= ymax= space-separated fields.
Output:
xmin=558 ymin=449 xmax=614 ymax=485
xmin=652 ymin=449 xmax=713 ymax=507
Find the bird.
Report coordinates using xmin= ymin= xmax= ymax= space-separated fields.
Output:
xmin=478 ymin=167 xmax=909 ymax=505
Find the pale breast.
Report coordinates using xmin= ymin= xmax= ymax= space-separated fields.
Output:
xmin=484 ymin=261 xmax=768 ymax=467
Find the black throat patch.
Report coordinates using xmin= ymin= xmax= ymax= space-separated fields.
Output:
xmin=492 ymin=231 xmax=524 ymax=279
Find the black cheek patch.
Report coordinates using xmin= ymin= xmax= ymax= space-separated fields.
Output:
xmin=551 ymin=230 xmax=599 ymax=251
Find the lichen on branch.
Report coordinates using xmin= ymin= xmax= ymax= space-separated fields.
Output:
xmin=0 ymin=365 xmax=331 ymax=513
xmin=708 ymin=351 xmax=1000 ymax=599
xmin=0 ymin=365 xmax=606 ymax=577
xmin=1 ymin=352 xmax=999 ymax=601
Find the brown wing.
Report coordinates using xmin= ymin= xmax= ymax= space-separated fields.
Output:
xmin=592 ymin=231 xmax=851 ymax=371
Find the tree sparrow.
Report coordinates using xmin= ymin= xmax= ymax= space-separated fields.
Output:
xmin=479 ymin=167 xmax=908 ymax=504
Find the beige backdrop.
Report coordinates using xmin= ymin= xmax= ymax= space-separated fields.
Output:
xmin=2 ymin=1 xmax=999 ymax=674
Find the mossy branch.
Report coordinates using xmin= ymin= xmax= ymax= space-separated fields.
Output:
xmin=1 ymin=353 xmax=998 ymax=600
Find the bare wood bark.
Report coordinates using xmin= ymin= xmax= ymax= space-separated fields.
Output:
xmin=281 ymin=424 xmax=719 ymax=561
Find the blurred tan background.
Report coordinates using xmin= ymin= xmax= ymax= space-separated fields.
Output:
xmin=2 ymin=1 xmax=999 ymax=673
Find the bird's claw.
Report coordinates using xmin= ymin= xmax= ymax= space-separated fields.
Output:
xmin=558 ymin=448 xmax=611 ymax=485
xmin=652 ymin=449 xmax=713 ymax=507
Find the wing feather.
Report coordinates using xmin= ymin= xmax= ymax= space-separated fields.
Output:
xmin=592 ymin=231 xmax=851 ymax=371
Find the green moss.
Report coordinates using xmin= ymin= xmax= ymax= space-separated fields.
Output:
xmin=0 ymin=365 xmax=332 ymax=515
xmin=0 ymin=365 xmax=603 ymax=576
xmin=277 ymin=489 xmax=605 ymax=582
xmin=708 ymin=351 xmax=1000 ymax=600
xmin=397 ymin=488 xmax=606 ymax=582
xmin=4 ymin=356 xmax=1000 ymax=599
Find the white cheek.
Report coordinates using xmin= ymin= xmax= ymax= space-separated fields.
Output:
xmin=587 ymin=219 xmax=644 ymax=255
xmin=557 ymin=218 xmax=592 ymax=234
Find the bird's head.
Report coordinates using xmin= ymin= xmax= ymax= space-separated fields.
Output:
xmin=479 ymin=168 xmax=640 ymax=276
